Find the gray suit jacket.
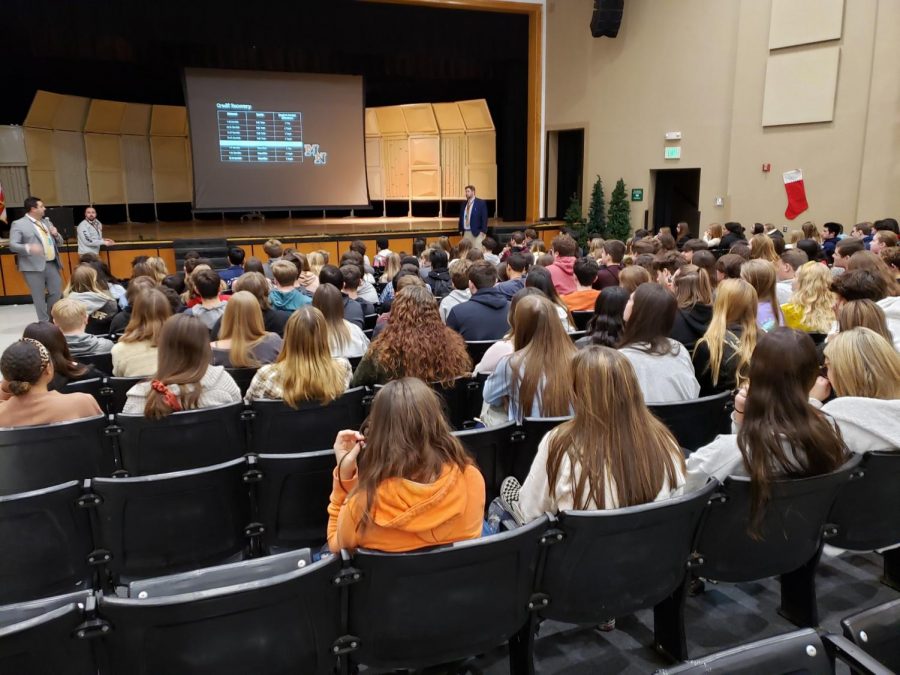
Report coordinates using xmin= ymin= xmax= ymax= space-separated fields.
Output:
xmin=9 ymin=216 xmax=64 ymax=272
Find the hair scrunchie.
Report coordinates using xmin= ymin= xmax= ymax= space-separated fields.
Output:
xmin=150 ymin=379 xmax=182 ymax=412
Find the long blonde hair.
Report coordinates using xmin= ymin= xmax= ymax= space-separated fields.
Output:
xmin=695 ymin=279 xmax=758 ymax=386
xmin=741 ymin=259 xmax=783 ymax=327
xmin=546 ymin=346 xmax=684 ymax=509
xmin=120 ymin=289 xmax=171 ymax=346
xmin=145 ymin=257 xmax=169 ymax=283
xmin=825 ymin=328 xmax=900 ymax=400
xmin=218 ymin=291 xmax=268 ymax=368
xmin=64 ymin=265 xmax=112 ymax=298
xmin=382 ymin=253 xmax=402 ymax=284
xmin=749 ymin=234 xmax=779 ymax=263
xmin=307 ymin=251 xmax=326 ymax=276
xmin=273 ymin=306 xmax=345 ymax=407
xmin=509 ymin=294 xmax=576 ymax=418
xmin=788 ymin=262 xmax=835 ymax=333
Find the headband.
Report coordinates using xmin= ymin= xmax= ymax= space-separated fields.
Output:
xmin=20 ymin=338 xmax=51 ymax=371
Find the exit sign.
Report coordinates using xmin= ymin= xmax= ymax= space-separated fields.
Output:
xmin=631 ymin=188 xmax=644 ymax=202
xmin=665 ymin=146 xmax=682 ymax=160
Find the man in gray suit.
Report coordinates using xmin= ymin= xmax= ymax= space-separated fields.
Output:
xmin=9 ymin=196 xmax=64 ymax=321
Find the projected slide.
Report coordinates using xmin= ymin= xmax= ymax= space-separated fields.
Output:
xmin=184 ymin=68 xmax=368 ymax=211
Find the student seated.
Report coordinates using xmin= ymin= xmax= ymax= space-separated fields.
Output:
xmin=686 ymin=329 xmax=848 ymax=537
xmin=63 ymin=264 xmax=119 ymax=327
xmin=575 ymin=287 xmax=629 ymax=348
xmin=122 ymin=314 xmax=241 ymax=418
xmin=111 ymin=288 xmax=172 ymax=377
xmin=352 ymin=286 xmax=471 ymax=387
xmin=109 ymin=276 xmax=156 ymax=335
xmin=496 ymin=252 xmax=528 ymax=299
xmin=593 ymin=240 xmax=625 ymax=290
xmin=313 ymin=284 xmax=370 ymax=359
xmin=810 ymin=328 xmax=900 ymax=453
xmin=339 ymin=263 xmax=376 ymax=315
xmin=669 ymin=265 xmax=713 ymax=352
xmin=780 ymin=262 xmax=834 ymax=334
xmin=562 ymin=257 xmax=601 ymax=312
xmin=775 ymin=249 xmax=808 ymax=305
xmin=618 ymin=283 xmax=700 ymax=403
xmin=219 ymin=246 xmax=246 ymax=289
xmin=473 ymin=288 xmax=544 ymax=375
xmin=525 ymin=266 xmax=575 ymax=331
xmin=245 ymin=306 xmax=351 ymax=406
xmin=51 ymin=298 xmax=113 ymax=359
xmin=834 ymin=299 xmax=893 ymax=344
xmin=740 ymin=259 xmax=783 ymax=332
xmin=424 ymin=248 xmax=453 ymax=299
xmin=211 ymin=272 xmax=291 ymax=339
xmin=22 ymin=321 xmax=105 ymax=389
xmin=268 ymin=260 xmax=311 ymax=312
xmin=0 ymin=338 xmax=103 ymax=427
xmin=319 ymin=264 xmax=365 ymax=329
xmin=446 ymin=260 xmax=510 ymax=341
xmin=211 ymin=291 xmax=283 ymax=369
xmin=546 ymin=234 xmax=579 ymax=295
xmin=189 ymin=269 xmax=227 ymax=330
xmin=439 ymin=260 xmax=472 ymax=322
xmin=482 ymin=294 xmax=576 ymax=424
xmin=692 ymin=279 xmax=758 ymax=396
xmin=327 ymin=377 xmax=485 ymax=553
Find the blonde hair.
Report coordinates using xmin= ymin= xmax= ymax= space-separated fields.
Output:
xmin=749 ymin=234 xmax=779 ymax=263
xmin=307 ymin=251 xmax=326 ymax=276
xmin=219 ymin=291 xmax=269 ymax=368
xmin=64 ymin=264 xmax=111 ymax=298
xmin=272 ymin=306 xmax=346 ymax=407
xmin=802 ymin=221 xmax=821 ymax=243
xmin=382 ymin=253 xmax=403 ymax=284
xmin=741 ymin=259 xmax=783 ymax=327
xmin=145 ymin=257 xmax=169 ymax=283
xmin=271 ymin=259 xmax=299 ymax=286
xmin=788 ymin=262 xmax=835 ymax=333
xmin=588 ymin=237 xmax=605 ymax=259
xmin=695 ymin=279 xmax=758 ymax=387
xmin=51 ymin=298 xmax=88 ymax=332
xmin=825 ymin=328 xmax=900 ymax=399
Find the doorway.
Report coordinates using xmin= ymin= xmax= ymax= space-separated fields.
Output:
xmin=546 ymin=129 xmax=584 ymax=220
xmin=651 ymin=168 xmax=701 ymax=235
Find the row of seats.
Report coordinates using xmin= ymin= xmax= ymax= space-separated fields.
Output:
xmin=2 ymin=464 xmax=898 ymax=674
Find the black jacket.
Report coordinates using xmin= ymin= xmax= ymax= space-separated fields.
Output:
xmin=211 ymin=307 xmax=291 ymax=340
xmin=426 ymin=268 xmax=453 ymax=299
xmin=692 ymin=325 xmax=744 ymax=396
xmin=670 ymin=303 xmax=713 ymax=352
xmin=446 ymin=287 xmax=510 ymax=341
xmin=343 ymin=295 xmax=365 ymax=329
xmin=719 ymin=232 xmax=745 ymax=251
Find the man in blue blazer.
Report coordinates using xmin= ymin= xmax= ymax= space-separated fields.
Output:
xmin=9 ymin=196 xmax=64 ymax=321
xmin=458 ymin=184 xmax=488 ymax=249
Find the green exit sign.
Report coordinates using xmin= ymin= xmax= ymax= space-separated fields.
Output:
xmin=631 ymin=188 xmax=643 ymax=202
xmin=664 ymin=146 xmax=682 ymax=160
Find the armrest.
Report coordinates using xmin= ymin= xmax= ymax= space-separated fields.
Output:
xmin=821 ymin=634 xmax=893 ymax=675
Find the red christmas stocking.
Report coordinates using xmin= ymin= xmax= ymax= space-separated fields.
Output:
xmin=783 ymin=169 xmax=808 ymax=220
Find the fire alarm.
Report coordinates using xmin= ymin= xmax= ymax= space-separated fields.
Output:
xmin=762 ymin=163 xmax=771 ymax=172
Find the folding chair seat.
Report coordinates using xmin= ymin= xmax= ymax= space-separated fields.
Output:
xmin=0 ymin=415 xmax=115 ymax=495
xmin=342 ymin=517 xmax=549 ymax=673
xmin=534 ymin=482 xmax=718 ymax=661
xmin=510 ymin=416 xmax=571 ymax=482
xmin=0 ymin=591 xmax=96 ymax=675
xmin=248 ymin=387 xmax=368 ymax=453
xmin=98 ymin=555 xmax=343 ymax=675
xmin=85 ymin=458 xmax=254 ymax=586
xmin=76 ymin=351 xmax=113 ymax=376
xmin=432 ymin=376 xmax=483 ymax=430
xmin=255 ymin=451 xmax=334 ymax=552
xmin=225 ymin=367 xmax=258 ymax=397
xmin=841 ymin=597 xmax=900 ymax=671
xmin=113 ymin=402 xmax=247 ymax=475
xmin=827 ymin=450 xmax=900 ymax=588
xmin=0 ymin=481 xmax=94 ymax=604
xmin=648 ymin=390 xmax=733 ymax=453
xmin=101 ymin=376 xmax=144 ymax=415
xmin=453 ymin=421 xmax=517 ymax=505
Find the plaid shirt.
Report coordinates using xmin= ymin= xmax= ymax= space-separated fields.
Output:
xmin=244 ymin=359 xmax=352 ymax=402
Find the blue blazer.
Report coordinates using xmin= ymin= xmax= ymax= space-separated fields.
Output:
xmin=459 ymin=198 xmax=488 ymax=237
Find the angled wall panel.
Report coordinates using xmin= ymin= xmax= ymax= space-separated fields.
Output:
xmin=0 ymin=125 xmax=28 ymax=166
xmin=84 ymin=133 xmax=125 ymax=204
xmin=51 ymin=131 xmax=89 ymax=205
xmin=151 ymin=137 xmax=192 ymax=202
xmin=769 ymin=0 xmax=844 ymax=50
xmin=762 ymin=47 xmax=841 ymax=126
xmin=121 ymin=135 xmax=155 ymax=203
xmin=85 ymin=100 xmax=126 ymax=134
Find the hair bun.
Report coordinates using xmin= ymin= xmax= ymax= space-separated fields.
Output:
xmin=7 ymin=380 xmax=31 ymax=396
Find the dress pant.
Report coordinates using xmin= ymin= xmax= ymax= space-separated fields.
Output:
xmin=22 ymin=264 xmax=63 ymax=322
xmin=463 ymin=230 xmax=485 ymax=250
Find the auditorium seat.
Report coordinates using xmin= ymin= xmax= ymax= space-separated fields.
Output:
xmin=0 ymin=415 xmax=116 ymax=495
xmin=0 ymin=481 xmax=94 ymax=605
xmin=363 ymin=313 xmax=378 ymax=330
xmin=112 ymin=402 xmax=247 ymax=475
xmin=453 ymin=421 xmax=518 ymax=505
xmin=648 ymin=390 xmax=733 ymax=453
xmin=431 ymin=376 xmax=484 ymax=429
xmin=841 ymin=598 xmax=900 ymax=671
xmin=0 ymin=591 xmax=96 ymax=675
xmin=571 ymin=310 xmax=593 ymax=331
xmin=344 ymin=516 xmax=549 ymax=673
xmin=60 ymin=377 xmax=105 ymax=407
xmin=255 ymin=451 xmax=334 ymax=552
xmin=827 ymin=451 xmax=900 ymax=589
xmin=225 ymin=366 xmax=258 ymax=397
xmin=76 ymin=351 xmax=113 ymax=376
xmin=101 ymin=376 xmax=144 ymax=415
xmin=348 ymin=355 xmax=362 ymax=372
xmin=511 ymin=416 xmax=572 ymax=482
xmin=535 ymin=481 xmax=718 ymax=661
xmin=465 ymin=339 xmax=498 ymax=365
xmin=247 ymin=387 xmax=368 ymax=453
xmin=685 ymin=457 xmax=861 ymax=639
xmin=87 ymin=458 xmax=254 ymax=587
xmin=99 ymin=555 xmax=342 ymax=675
xmin=568 ymin=330 xmax=588 ymax=342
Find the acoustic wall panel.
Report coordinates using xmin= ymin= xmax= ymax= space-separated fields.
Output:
xmin=150 ymin=136 xmax=192 ymax=202
xmin=769 ymin=0 xmax=844 ymax=50
xmin=365 ymin=137 xmax=384 ymax=200
xmin=23 ymin=128 xmax=56 ymax=204
xmin=411 ymin=170 xmax=440 ymax=199
xmin=0 ymin=166 xmax=29 ymax=205
xmin=401 ymin=104 xmax=438 ymax=134
xmin=84 ymin=133 xmax=126 ymax=204
xmin=409 ymin=136 xmax=440 ymax=167
xmin=121 ymin=135 xmax=155 ymax=203
xmin=466 ymin=132 xmax=496 ymax=165
xmin=441 ymin=134 xmax=466 ymax=199
xmin=365 ymin=108 xmax=380 ymax=137
xmin=51 ymin=132 xmax=90 ymax=205
xmin=383 ymin=138 xmax=409 ymax=199
xmin=762 ymin=47 xmax=840 ymax=126
xmin=433 ymin=103 xmax=466 ymax=133
xmin=373 ymin=107 xmax=407 ymax=136
xmin=150 ymin=105 xmax=188 ymax=137
xmin=458 ymin=99 xmax=494 ymax=131
xmin=85 ymin=100 xmax=126 ymax=134
xmin=0 ymin=125 xmax=28 ymax=166
xmin=467 ymin=165 xmax=497 ymax=200
xmin=24 ymin=91 xmax=90 ymax=132
xmin=121 ymin=103 xmax=152 ymax=136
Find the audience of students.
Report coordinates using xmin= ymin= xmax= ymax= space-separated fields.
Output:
xmin=210 ymin=291 xmax=283 ymax=369
xmin=446 ymin=261 xmax=510 ymax=340
xmin=51 ymin=298 xmax=113 ymax=358
xmin=594 ymin=240 xmax=625 ymax=289
xmin=64 ymin=264 xmax=119 ymax=319
xmin=780 ymin=262 xmax=834 ymax=334
xmin=219 ymin=246 xmax=246 ymax=288
xmin=111 ymin=288 xmax=172 ymax=377
xmin=313 ymin=284 xmax=370 ymax=359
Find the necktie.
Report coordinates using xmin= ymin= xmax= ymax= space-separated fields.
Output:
xmin=34 ymin=219 xmax=56 ymax=261
xmin=465 ymin=200 xmax=472 ymax=229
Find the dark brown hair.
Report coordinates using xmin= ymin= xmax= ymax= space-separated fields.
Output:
xmin=619 ymin=283 xmax=678 ymax=355
xmin=22 ymin=321 xmax=86 ymax=381
xmin=144 ymin=314 xmax=212 ymax=420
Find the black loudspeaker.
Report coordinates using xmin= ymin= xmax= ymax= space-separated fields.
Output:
xmin=591 ymin=0 xmax=624 ymax=38
xmin=45 ymin=207 xmax=75 ymax=241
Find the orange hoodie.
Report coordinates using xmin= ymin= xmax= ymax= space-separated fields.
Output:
xmin=327 ymin=463 xmax=485 ymax=553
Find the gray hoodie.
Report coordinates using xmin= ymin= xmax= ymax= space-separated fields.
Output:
xmin=65 ymin=332 xmax=113 ymax=358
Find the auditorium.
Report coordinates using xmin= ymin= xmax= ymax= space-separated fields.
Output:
xmin=1 ymin=0 xmax=899 ymax=672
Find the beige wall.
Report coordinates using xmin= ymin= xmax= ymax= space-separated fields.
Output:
xmin=546 ymin=0 xmax=900 ymax=232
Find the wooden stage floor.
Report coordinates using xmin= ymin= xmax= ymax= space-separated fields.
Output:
xmin=101 ymin=217 xmax=542 ymax=243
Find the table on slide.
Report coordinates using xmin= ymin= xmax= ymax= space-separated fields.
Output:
xmin=217 ymin=110 xmax=303 ymax=163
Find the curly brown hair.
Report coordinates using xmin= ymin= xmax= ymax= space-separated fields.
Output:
xmin=369 ymin=286 xmax=472 ymax=385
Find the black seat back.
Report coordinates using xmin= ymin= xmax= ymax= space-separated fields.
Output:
xmin=256 ymin=451 xmax=334 ymax=552
xmin=694 ymin=457 xmax=860 ymax=582
xmin=453 ymin=422 xmax=517 ymax=505
xmin=432 ymin=377 xmax=483 ymax=430
xmin=347 ymin=516 xmax=548 ymax=670
xmin=465 ymin=340 xmax=498 ymax=365
xmin=828 ymin=451 xmax=900 ymax=551
xmin=249 ymin=387 xmax=368 ymax=453
xmin=225 ymin=367 xmax=257 ymax=397
xmin=104 ymin=376 xmax=144 ymax=415
xmin=540 ymin=481 xmax=717 ymax=624
xmin=511 ymin=417 xmax=571 ymax=482
xmin=115 ymin=402 xmax=246 ymax=475
xmin=0 ymin=415 xmax=115 ymax=495
xmin=654 ymin=628 xmax=832 ymax=674
xmin=89 ymin=458 xmax=252 ymax=583
xmin=568 ymin=330 xmax=587 ymax=342
xmin=99 ymin=556 xmax=342 ymax=675
xmin=841 ymin=597 xmax=900 ymax=671
xmin=0 ymin=591 xmax=96 ymax=675
xmin=571 ymin=311 xmax=593 ymax=331
xmin=77 ymin=352 xmax=113 ymax=375
xmin=0 ymin=481 xmax=94 ymax=604
xmin=60 ymin=377 xmax=105 ymax=407
xmin=648 ymin=390 xmax=732 ymax=452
